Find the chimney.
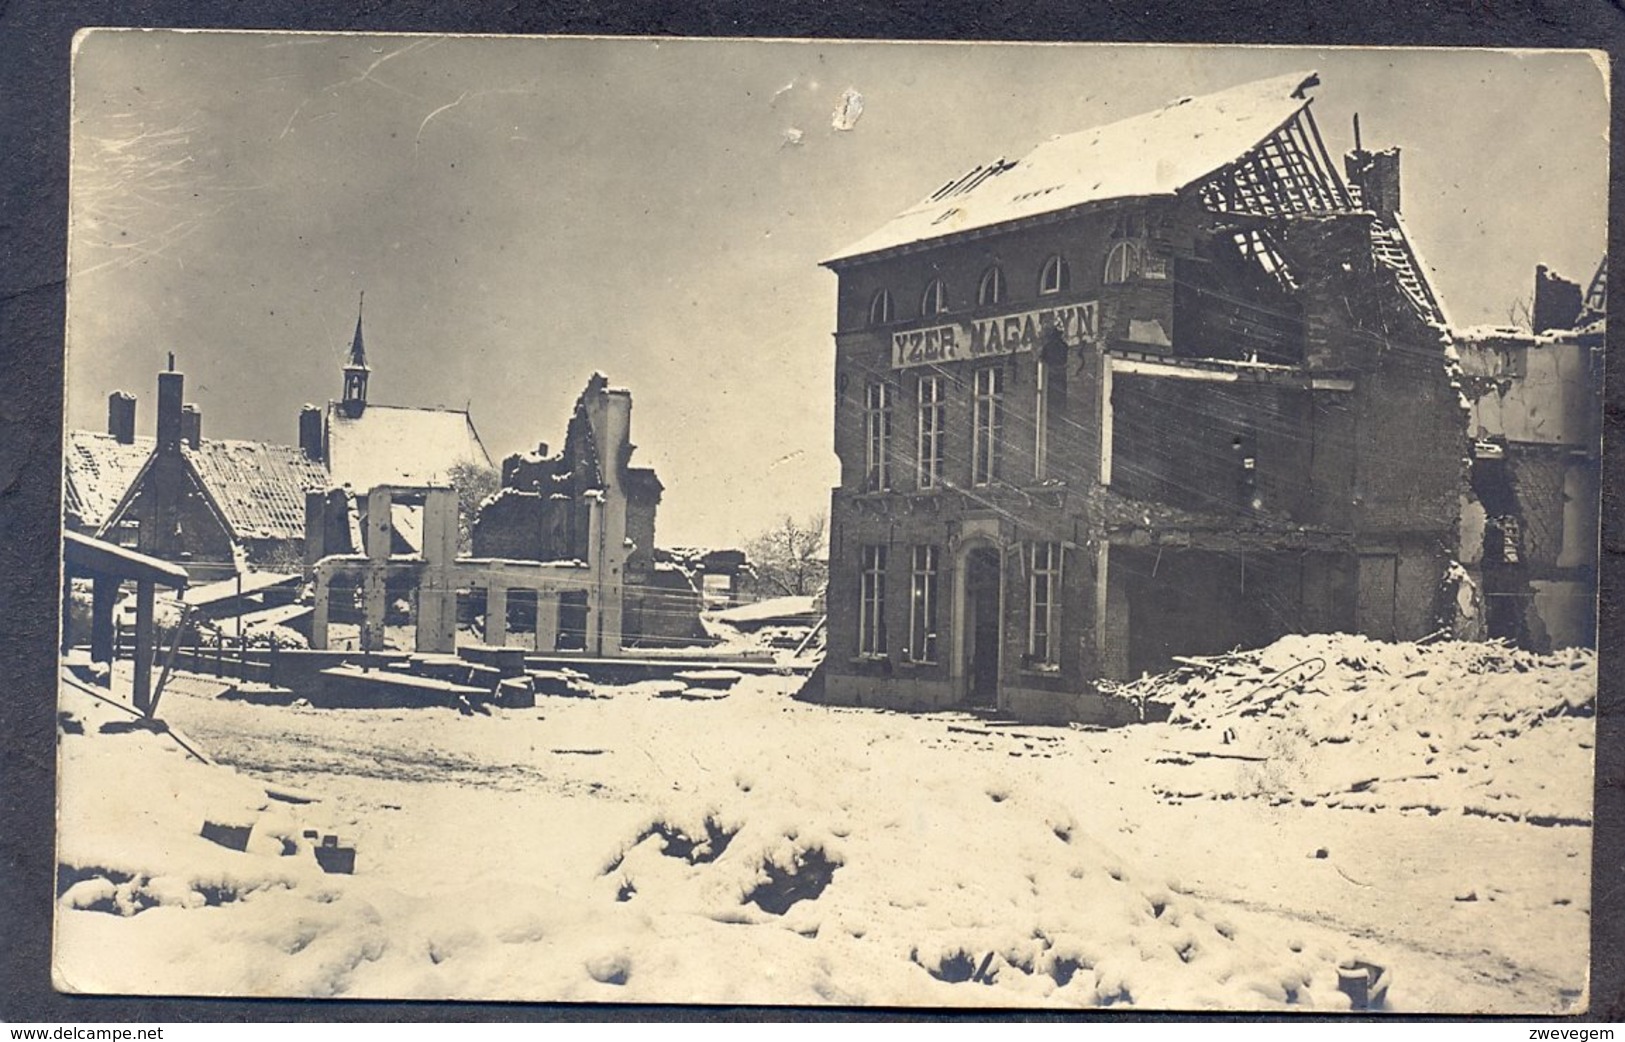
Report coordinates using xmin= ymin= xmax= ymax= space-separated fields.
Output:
xmin=1344 ymin=145 xmax=1401 ymax=223
xmin=299 ymin=404 xmax=325 ymax=462
xmin=156 ymin=367 xmax=185 ymax=450
xmin=107 ymin=392 xmax=136 ymax=445
xmin=1533 ymin=264 xmax=1585 ymax=333
xmin=181 ymin=404 xmax=202 ymax=449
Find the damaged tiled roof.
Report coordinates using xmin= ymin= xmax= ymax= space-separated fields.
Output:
xmin=326 ymin=403 xmax=492 ymax=491
xmin=1369 ymin=216 xmax=1449 ymax=329
xmin=826 ymin=71 xmax=1322 ymax=264
xmin=182 ymin=439 xmax=329 ymax=541
xmin=64 ymin=431 xmax=154 ymax=531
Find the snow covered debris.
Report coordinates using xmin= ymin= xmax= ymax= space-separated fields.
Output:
xmin=55 ymin=638 xmax=1592 ymax=1010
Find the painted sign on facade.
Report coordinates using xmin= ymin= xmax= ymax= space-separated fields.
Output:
xmin=891 ymin=301 xmax=1099 ymax=369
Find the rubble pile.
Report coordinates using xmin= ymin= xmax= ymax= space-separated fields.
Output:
xmin=1121 ymin=633 xmax=1595 ymax=824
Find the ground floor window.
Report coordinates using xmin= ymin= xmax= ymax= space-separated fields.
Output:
xmin=908 ymin=545 xmax=940 ymax=663
xmin=1028 ymin=542 xmax=1062 ymax=666
xmin=860 ymin=545 xmax=888 ymax=656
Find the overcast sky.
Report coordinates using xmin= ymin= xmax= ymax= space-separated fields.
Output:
xmin=66 ymin=35 xmax=1608 ymax=547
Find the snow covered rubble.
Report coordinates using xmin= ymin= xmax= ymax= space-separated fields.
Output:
xmin=54 ymin=633 xmax=1594 ymax=1011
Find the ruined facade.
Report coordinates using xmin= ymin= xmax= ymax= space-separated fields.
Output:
xmin=472 ymin=374 xmax=706 ymax=648
xmin=815 ymin=72 xmax=1467 ymax=722
xmin=1455 ymin=260 xmax=1604 ymax=650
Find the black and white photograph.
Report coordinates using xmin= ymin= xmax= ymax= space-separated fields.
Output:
xmin=53 ymin=33 xmax=1606 ymax=1011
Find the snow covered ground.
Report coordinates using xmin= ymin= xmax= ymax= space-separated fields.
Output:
xmin=53 ymin=635 xmax=1594 ymax=1011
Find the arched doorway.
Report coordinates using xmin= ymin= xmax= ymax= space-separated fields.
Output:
xmin=962 ymin=545 xmax=1002 ymax=709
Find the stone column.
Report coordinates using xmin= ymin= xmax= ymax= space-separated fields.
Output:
xmin=534 ymin=588 xmax=559 ymax=653
xmin=486 ymin=581 xmax=508 ymax=647
xmin=133 ymin=579 xmax=154 ymax=714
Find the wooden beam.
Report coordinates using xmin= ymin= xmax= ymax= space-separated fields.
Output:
xmin=133 ymin=579 xmax=155 ymax=714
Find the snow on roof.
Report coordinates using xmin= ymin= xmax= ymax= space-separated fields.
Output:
xmin=826 ymin=71 xmax=1319 ymax=265
xmin=712 ymin=595 xmax=820 ymax=624
xmin=64 ymin=431 xmax=154 ymax=531
xmin=182 ymin=570 xmax=300 ymax=607
xmin=325 ymin=403 xmax=492 ymax=492
xmin=182 ymin=439 xmax=329 ymax=542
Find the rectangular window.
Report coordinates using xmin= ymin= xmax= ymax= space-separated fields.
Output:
xmin=972 ymin=367 xmax=1003 ymax=486
xmin=859 ymin=544 xmax=888 ymax=656
xmin=864 ymin=382 xmax=894 ymax=492
xmin=1028 ymin=542 xmax=1062 ymax=666
xmin=916 ymin=375 xmax=945 ymax=490
xmin=1033 ymin=359 xmax=1049 ymax=481
xmin=908 ymin=545 xmax=940 ymax=663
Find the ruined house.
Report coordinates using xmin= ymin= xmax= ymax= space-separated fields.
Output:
xmin=473 ymin=374 xmax=706 ymax=648
xmin=67 ymin=362 xmax=328 ymax=582
xmin=814 ymin=71 xmax=1468 ymax=722
xmin=296 ymin=297 xmax=492 ymax=492
xmin=1454 ymin=259 xmax=1603 ymax=650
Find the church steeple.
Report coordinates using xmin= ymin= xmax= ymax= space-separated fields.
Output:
xmin=341 ymin=291 xmax=370 ymax=417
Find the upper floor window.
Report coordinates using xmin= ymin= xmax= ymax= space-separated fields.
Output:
xmin=1038 ymin=255 xmax=1071 ymax=296
xmin=921 ymin=278 xmax=949 ymax=318
xmin=977 ymin=265 xmax=1007 ymax=307
xmin=971 ymin=367 xmax=1004 ymax=486
xmin=868 ymin=289 xmax=895 ymax=326
xmin=864 ymin=381 xmax=894 ymax=492
xmin=917 ymin=375 xmax=945 ymax=491
xmin=1103 ymin=240 xmax=1142 ymax=285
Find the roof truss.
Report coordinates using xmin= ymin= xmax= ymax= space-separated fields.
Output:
xmin=1195 ymin=105 xmax=1355 ymax=218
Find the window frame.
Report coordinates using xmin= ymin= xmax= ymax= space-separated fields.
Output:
xmin=921 ymin=278 xmax=949 ymax=318
xmin=863 ymin=381 xmax=894 ymax=492
xmin=859 ymin=544 xmax=889 ymax=657
xmin=1027 ymin=541 xmax=1063 ymax=667
xmin=1103 ymin=240 xmax=1142 ymax=285
xmin=868 ymin=288 xmax=895 ymax=326
xmin=971 ymin=366 xmax=1004 ymax=487
xmin=916 ymin=374 xmax=945 ymax=491
xmin=908 ymin=545 xmax=940 ymax=664
xmin=1038 ymin=255 xmax=1071 ymax=296
xmin=977 ymin=265 xmax=1007 ymax=307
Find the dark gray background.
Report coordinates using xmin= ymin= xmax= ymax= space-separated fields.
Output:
xmin=4 ymin=0 xmax=1622 ymax=1023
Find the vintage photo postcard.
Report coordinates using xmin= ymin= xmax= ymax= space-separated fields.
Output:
xmin=54 ymin=32 xmax=1605 ymax=1011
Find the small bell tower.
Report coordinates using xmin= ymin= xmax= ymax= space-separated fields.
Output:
xmin=341 ymin=291 xmax=370 ymax=418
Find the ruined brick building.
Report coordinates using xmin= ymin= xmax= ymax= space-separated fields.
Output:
xmin=1456 ymin=259 xmax=1604 ymax=651
xmin=66 ymin=360 xmax=328 ymax=582
xmin=472 ymin=374 xmax=706 ymax=648
xmin=814 ymin=71 xmax=1471 ymax=722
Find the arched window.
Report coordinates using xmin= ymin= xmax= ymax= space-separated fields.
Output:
xmin=977 ymin=265 xmax=1006 ymax=307
xmin=868 ymin=289 xmax=895 ymax=326
xmin=921 ymin=278 xmax=949 ymax=318
xmin=1038 ymin=255 xmax=1071 ymax=296
xmin=1103 ymin=240 xmax=1142 ymax=285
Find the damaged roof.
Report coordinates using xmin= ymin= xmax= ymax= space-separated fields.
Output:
xmin=826 ymin=71 xmax=1323 ymax=265
xmin=64 ymin=431 xmax=155 ymax=531
xmin=183 ymin=439 xmax=329 ymax=542
xmin=325 ymin=403 xmax=492 ymax=491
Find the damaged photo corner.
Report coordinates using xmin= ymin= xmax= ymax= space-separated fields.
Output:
xmin=53 ymin=31 xmax=1607 ymax=1013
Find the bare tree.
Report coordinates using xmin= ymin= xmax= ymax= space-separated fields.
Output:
xmin=745 ymin=512 xmax=828 ymax=598
xmin=447 ymin=459 xmax=501 ymax=555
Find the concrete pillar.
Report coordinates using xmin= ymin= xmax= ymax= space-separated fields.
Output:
xmin=487 ymin=582 xmax=508 ymax=646
xmin=366 ymin=487 xmax=393 ymax=561
xmin=362 ymin=567 xmax=387 ymax=654
xmin=414 ymin=487 xmax=458 ymax=654
xmin=303 ymin=490 xmax=326 ymax=580
xmin=90 ymin=575 xmax=116 ymax=670
xmin=534 ymin=590 xmax=559 ymax=652
xmin=133 ymin=579 xmax=154 ymax=714
xmin=311 ymin=569 xmax=330 ymax=650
